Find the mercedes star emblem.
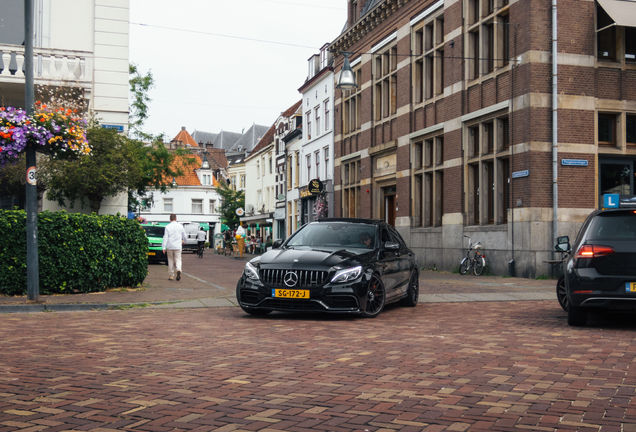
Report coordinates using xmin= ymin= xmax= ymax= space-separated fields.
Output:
xmin=283 ymin=271 xmax=298 ymax=288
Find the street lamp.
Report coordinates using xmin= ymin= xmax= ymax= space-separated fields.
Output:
xmin=171 ymin=177 xmax=178 ymax=188
xmin=336 ymin=52 xmax=357 ymax=90
xmin=201 ymin=153 xmax=210 ymax=170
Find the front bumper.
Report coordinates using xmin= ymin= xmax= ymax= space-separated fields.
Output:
xmin=147 ymin=248 xmax=167 ymax=263
xmin=237 ymin=275 xmax=369 ymax=313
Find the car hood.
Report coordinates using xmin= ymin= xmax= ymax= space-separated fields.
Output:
xmin=256 ymin=247 xmax=372 ymax=270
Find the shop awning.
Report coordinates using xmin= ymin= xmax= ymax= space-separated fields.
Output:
xmin=597 ymin=0 xmax=636 ymax=28
xmin=200 ymin=223 xmax=210 ymax=231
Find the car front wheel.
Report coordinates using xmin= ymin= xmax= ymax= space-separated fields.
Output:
xmin=362 ymin=275 xmax=385 ymax=318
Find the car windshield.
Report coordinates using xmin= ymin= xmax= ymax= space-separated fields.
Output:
xmin=286 ymin=222 xmax=376 ymax=249
xmin=587 ymin=212 xmax=636 ymax=240
xmin=143 ymin=226 xmax=165 ymax=238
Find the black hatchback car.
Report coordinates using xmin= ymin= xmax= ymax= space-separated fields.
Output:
xmin=236 ymin=218 xmax=419 ymax=318
xmin=556 ymin=208 xmax=636 ymax=326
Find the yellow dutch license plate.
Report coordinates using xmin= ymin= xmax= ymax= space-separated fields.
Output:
xmin=273 ymin=289 xmax=309 ymax=299
xmin=626 ymin=282 xmax=636 ymax=292
xmin=147 ymin=252 xmax=156 ymax=256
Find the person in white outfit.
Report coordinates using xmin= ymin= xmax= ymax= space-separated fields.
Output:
xmin=162 ymin=214 xmax=187 ymax=281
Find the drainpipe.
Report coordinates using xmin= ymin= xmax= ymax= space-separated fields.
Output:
xmin=552 ymin=0 xmax=559 ymax=253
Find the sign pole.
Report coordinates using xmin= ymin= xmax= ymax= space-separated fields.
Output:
xmin=25 ymin=0 xmax=40 ymax=301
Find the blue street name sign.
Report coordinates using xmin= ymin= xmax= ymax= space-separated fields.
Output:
xmin=561 ymin=159 xmax=588 ymax=166
xmin=102 ymin=124 xmax=124 ymax=132
xmin=604 ymin=194 xmax=619 ymax=208
xmin=512 ymin=170 xmax=529 ymax=179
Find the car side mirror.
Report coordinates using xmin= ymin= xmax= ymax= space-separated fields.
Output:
xmin=384 ymin=241 xmax=399 ymax=251
xmin=272 ymin=239 xmax=283 ymax=249
xmin=555 ymin=235 xmax=570 ymax=252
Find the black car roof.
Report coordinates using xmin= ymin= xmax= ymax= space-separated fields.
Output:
xmin=314 ymin=218 xmax=385 ymax=225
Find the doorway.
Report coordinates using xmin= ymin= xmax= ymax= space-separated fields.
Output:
xmin=383 ymin=186 xmax=396 ymax=227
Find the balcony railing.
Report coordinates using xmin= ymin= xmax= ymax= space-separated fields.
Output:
xmin=0 ymin=44 xmax=93 ymax=84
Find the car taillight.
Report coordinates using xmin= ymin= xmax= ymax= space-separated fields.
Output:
xmin=574 ymin=245 xmax=615 ymax=259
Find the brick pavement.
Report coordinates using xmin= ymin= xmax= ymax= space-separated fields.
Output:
xmin=0 ymin=250 xmax=556 ymax=311
xmin=1 ymin=303 xmax=636 ymax=431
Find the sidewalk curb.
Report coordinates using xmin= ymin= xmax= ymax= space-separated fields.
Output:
xmin=0 ymin=303 xmax=108 ymax=314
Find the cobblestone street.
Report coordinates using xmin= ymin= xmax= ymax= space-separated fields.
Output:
xmin=2 ymin=300 xmax=636 ymax=431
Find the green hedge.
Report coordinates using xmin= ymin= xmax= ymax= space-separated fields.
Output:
xmin=0 ymin=210 xmax=148 ymax=296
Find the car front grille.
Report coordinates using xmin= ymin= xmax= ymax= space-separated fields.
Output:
xmin=259 ymin=269 xmax=329 ymax=288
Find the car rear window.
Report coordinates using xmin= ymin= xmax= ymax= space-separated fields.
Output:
xmin=587 ymin=212 xmax=636 ymax=240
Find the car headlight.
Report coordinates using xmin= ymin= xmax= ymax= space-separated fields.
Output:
xmin=244 ymin=262 xmax=260 ymax=280
xmin=331 ymin=266 xmax=362 ymax=283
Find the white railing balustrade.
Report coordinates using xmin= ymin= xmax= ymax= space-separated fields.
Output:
xmin=0 ymin=44 xmax=92 ymax=83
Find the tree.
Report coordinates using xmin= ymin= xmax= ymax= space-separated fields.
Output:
xmin=128 ymin=63 xmax=155 ymax=140
xmin=217 ymin=181 xmax=245 ymax=229
xmin=39 ymin=127 xmax=194 ymax=214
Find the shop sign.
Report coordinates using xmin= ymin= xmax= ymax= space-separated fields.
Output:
xmin=300 ymin=188 xmax=312 ymax=198
xmin=308 ymin=178 xmax=323 ymax=195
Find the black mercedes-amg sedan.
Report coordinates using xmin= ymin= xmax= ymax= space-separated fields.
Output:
xmin=236 ymin=218 xmax=419 ymax=318
xmin=556 ymin=208 xmax=636 ymax=326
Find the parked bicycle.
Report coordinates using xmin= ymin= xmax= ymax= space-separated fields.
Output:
xmin=459 ymin=235 xmax=486 ymax=276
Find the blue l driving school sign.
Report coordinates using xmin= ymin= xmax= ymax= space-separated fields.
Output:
xmin=603 ymin=194 xmax=636 ymax=209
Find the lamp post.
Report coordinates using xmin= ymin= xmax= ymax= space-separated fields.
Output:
xmin=171 ymin=177 xmax=178 ymax=188
xmin=25 ymin=0 xmax=39 ymax=301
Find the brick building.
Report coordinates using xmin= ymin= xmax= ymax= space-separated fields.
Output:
xmin=330 ymin=0 xmax=636 ymax=277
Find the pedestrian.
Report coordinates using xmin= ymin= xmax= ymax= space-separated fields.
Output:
xmin=236 ymin=223 xmax=246 ymax=259
xmin=223 ymin=229 xmax=231 ymax=249
xmin=162 ymin=214 xmax=187 ymax=281
xmin=196 ymin=227 xmax=206 ymax=257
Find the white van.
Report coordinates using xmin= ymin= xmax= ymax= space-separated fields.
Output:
xmin=181 ymin=222 xmax=202 ymax=253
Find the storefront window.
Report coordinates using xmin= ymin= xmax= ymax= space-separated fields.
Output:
xmin=600 ymin=159 xmax=634 ymax=203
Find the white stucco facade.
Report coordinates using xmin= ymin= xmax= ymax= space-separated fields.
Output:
xmin=243 ymin=142 xmax=276 ymax=238
xmin=1 ymin=0 xmax=130 ymax=216
xmin=298 ymin=48 xmax=335 ymax=223
xmin=139 ymin=186 xmax=222 ymax=236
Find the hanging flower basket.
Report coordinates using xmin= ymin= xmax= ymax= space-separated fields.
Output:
xmin=0 ymin=102 xmax=90 ymax=166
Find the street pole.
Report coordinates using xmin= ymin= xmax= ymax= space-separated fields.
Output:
xmin=25 ymin=0 xmax=40 ymax=301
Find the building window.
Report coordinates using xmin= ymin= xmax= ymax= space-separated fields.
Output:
xmin=465 ymin=112 xmax=510 ymax=225
xmin=306 ymin=111 xmax=312 ymax=140
xmin=343 ymin=64 xmax=362 ymax=134
xmin=412 ymin=12 xmax=444 ymax=104
xmin=230 ymin=176 xmax=237 ymax=190
xmin=257 ymin=161 xmax=260 ymax=178
xmin=342 ymin=159 xmax=361 ymax=218
xmin=465 ymin=0 xmax=510 ymax=80
xmin=598 ymin=113 xmax=617 ymax=146
xmin=374 ymin=45 xmax=398 ymax=121
xmin=324 ymin=100 xmax=330 ymax=131
xmin=192 ymin=199 xmax=203 ymax=214
xmin=295 ymin=152 xmax=300 ymax=186
xmin=287 ymin=155 xmax=293 ymax=190
xmin=315 ymin=107 xmax=321 ymax=136
xmin=413 ymin=134 xmax=444 ymax=227
xmin=209 ymin=200 xmax=216 ymax=214
xmin=627 ymin=115 xmax=636 ymax=146
xmin=597 ymin=5 xmax=616 ymax=61
xmin=269 ymin=156 xmax=272 ymax=174
xmin=315 ymin=151 xmax=320 ymax=179
xmin=324 ymin=147 xmax=330 ymax=179
xmin=306 ymin=154 xmax=312 ymax=182
xmin=163 ymin=198 xmax=173 ymax=213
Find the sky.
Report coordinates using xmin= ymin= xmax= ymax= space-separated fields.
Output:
xmin=129 ymin=0 xmax=347 ymax=141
